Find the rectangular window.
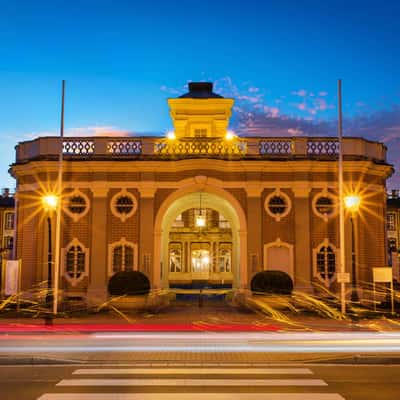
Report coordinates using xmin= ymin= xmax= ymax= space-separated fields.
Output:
xmin=194 ymin=128 xmax=208 ymax=137
xmin=387 ymin=213 xmax=396 ymax=231
xmin=3 ymin=236 xmax=13 ymax=250
xmin=4 ymin=213 xmax=14 ymax=230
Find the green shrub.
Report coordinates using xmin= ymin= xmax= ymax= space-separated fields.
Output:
xmin=250 ymin=270 xmax=293 ymax=295
xmin=108 ymin=271 xmax=150 ymax=296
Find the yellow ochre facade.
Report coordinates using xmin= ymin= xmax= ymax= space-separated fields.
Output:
xmin=10 ymin=82 xmax=393 ymax=304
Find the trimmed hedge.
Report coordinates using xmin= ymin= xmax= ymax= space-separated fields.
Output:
xmin=108 ymin=271 xmax=150 ymax=296
xmin=250 ymin=270 xmax=293 ymax=295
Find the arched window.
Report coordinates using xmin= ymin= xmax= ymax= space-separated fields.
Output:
xmin=313 ymin=239 xmax=337 ymax=286
xmin=64 ymin=239 xmax=88 ymax=285
xmin=108 ymin=238 xmax=137 ymax=275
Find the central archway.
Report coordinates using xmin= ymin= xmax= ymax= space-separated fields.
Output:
xmin=153 ymin=182 xmax=247 ymax=289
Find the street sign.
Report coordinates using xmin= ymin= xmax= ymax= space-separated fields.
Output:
xmin=373 ymin=267 xmax=392 ymax=283
xmin=337 ymin=272 xmax=350 ymax=283
xmin=2 ymin=260 xmax=21 ymax=296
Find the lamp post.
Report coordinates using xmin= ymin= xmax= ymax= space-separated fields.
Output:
xmin=344 ymin=194 xmax=361 ymax=302
xmin=42 ymin=195 xmax=58 ymax=307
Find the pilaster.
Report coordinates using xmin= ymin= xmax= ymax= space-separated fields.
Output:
xmin=292 ymin=186 xmax=313 ymax=291
xmin=87 ymin=187 xmax=109 ymax=305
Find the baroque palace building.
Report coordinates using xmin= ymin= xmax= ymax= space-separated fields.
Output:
xmin=10 ymin=82 xmax=393 ymax=303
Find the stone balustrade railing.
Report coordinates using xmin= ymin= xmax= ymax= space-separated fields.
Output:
xmin=15 ymin=136 xmax=387 ymax=163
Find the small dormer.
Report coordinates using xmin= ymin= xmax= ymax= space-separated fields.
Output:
xmin=168 ymin=82 xmax=234 ymax=139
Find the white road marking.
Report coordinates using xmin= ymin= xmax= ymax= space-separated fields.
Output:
xmin=72 ymin=367 xmax=313 ymax=375
xmin=56 ymin=378 xmax=327 ymax=386
xmin=38 ymin=394 xmax=346 ymax=400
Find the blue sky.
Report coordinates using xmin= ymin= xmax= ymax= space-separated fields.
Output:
xmin=1 ymin=0 xmax=399 ymax=189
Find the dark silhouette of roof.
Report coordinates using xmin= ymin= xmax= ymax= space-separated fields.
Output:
xmin=0 ymin=196 xmax=14 ymax=208
xmin=179 ymin=82 xmax=224 ymax=99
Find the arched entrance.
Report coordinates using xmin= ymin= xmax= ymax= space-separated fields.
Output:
xmin=153 ymin=182 xmax=247 ymax=289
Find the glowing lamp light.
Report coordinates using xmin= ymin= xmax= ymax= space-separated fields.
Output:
xmin=42 ymin=194 xmax=59 ymax=211
xmin=167 ymin=131 xmax=176 ymax=140
xmin=195 ymin=214 xmax=206 ymax=227
xmin=344 ymin=195 xmax=361 ymax=213
xmin=202 ymin=256 xmax=210 ymax=265
xmin=225 ymin=130 xmax=235 ymax=141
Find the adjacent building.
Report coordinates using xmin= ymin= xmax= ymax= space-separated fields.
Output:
xmin=10 ymin=82 xmax=393 ymax=304
xmin=0 ymin=188 xmax=15 ymax=287
xmin=387 ymin=189 xmax=400 ymax=280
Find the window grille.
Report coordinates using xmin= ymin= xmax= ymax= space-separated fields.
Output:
xmin=112 ymin=244 xmax=134 ymax=273
xmin=387 ymin=213 xmax=396 ymax=231
xmin=316 ymin=245 xmax=336 ymax=286
xmin=4 ymin=212 xmax=14 ymax=230
xmin=65 ymin=243 xmax=86 ymax=284
xmin=115 ymin=196 xmax=134 ymax=214
xmin=68 ymin=196 xmax=87 ymax=214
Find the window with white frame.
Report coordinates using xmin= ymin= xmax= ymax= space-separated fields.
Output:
xmin=109 ymin=238 xmax=137 ymax=275
xmin=63 ymin=189 xmax=90 ymax=222
xmin=264 ymin=189 xmax=291 ymax=221
xmin=110 ymin=190 xmax=137 ymax=222
xmin=4 ymin=212 xmax=14 ymax=230
xmin=313 ymin=239 xmax=337 ymax=286
xmin=387 ymin=213 xmax=396 ymax=231
xmin=312 ymin=191 xmax=338 ymax=221
xmin=64 ymin=239 xmax=88 ymax=285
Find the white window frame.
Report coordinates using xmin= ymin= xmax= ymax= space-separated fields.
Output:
xmin=63 ymin=189 xmax=90 ymax=222
xmin=263 ymin=238 xmax=294 ymax=279
xmin=312 ymin=189 xmax=338 ymax=222
xmin=264 ymin=189 xmax=292 ymax=221
xmin=62 ymin=238 xmax=88 ymax=286
xmin=110 ymin=189 xmax=138 ymax=222
xmin=387 ymin=213 xmax=396 ymax=231
xmin=108 ymin=237 xmax=138 ymax=276
xmin=4 ymin=212 xmax=14 ymax=231
xmin=313 ymin=238 xmax=338 ymax=286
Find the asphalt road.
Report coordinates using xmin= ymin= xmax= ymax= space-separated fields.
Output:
xmin=0 ymin=363 xmax=400 ymax=400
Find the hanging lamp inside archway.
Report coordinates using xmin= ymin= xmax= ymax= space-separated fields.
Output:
xmin=195 ymin=193 xmax=206 ymax=227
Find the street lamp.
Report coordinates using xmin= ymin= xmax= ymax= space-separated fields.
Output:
xmin=344 ymin=194 xmax=361 ymax=302
xmin=42 ymin=194 xmax=59 ymax=307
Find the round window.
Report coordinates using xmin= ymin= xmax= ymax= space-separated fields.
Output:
xmin=111 ymin=190 xmax=137 ymax=222
xmin=115 ymin=195 xmax=134 ymax=214
xmin=315 ymin=196 xmax=335 ymax=216
xmin=313 ymin=192 xmax=337 ymax=220
xmin=63 ymin=190 xmax=90 ymax=222
xmin=264 ymin=190 xmax=291 ymax=221
xmin=268 ymin=195 xmax=287 ymax=215
xmin=68 ymin=195 xmax=87 ymax=214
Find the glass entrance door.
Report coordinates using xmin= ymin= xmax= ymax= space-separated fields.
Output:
xmin=191 ymin=249 xmax=210 ymax=273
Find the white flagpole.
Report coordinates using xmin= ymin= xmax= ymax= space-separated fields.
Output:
xmin=53 ymin=80 xmax=65 ymax=315
xmin=338 ymin=79 xmax=346 ymax=315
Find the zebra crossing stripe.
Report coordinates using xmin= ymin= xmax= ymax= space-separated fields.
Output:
xmin=38 ymin=394 xmax=346 ymax=400
xmin=56 ymin=378 xmax=327 ymax=386
xmin=72 ymin=367 xmax=313 ymax=375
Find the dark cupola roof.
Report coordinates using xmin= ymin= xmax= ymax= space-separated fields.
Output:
xmin=179 ymin=82 xmax=224 ymax=99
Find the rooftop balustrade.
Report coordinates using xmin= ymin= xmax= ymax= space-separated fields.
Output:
xmin=14 ymin=135 xmax=387 ymax=163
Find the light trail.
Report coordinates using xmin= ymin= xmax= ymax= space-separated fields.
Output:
xmin=1 ymin=332 xmax=400 ymax=353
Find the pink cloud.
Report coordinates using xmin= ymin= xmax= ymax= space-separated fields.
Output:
xmin=292 ymin=89 xmax=307 ymax=97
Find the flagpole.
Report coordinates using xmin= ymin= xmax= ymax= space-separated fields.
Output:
xmin=53 ymin=80 xmax=65 ymax=315
xmin=338 ymin=79 xmax=346 ymax=315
